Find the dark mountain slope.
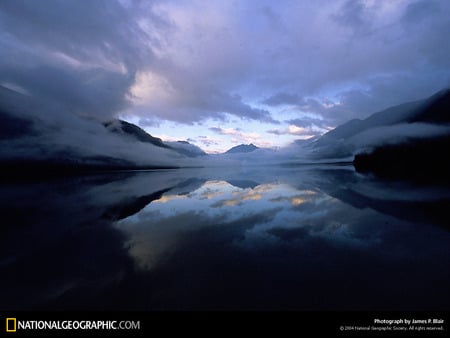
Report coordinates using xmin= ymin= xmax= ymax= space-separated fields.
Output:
xmin=103 ymin=119 xmax=170 ymax=149
xmin=225 ymin=143 xmax=259 ymax=154
xmin=315 ymin=88 xmax=450 ymax=148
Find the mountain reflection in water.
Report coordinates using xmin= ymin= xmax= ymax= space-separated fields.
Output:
xmin=0 ymin=166 xmax=449 ymax=310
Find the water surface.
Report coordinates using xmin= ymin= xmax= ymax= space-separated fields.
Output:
xmin=1 ymin=166 xmax=449 ymax=310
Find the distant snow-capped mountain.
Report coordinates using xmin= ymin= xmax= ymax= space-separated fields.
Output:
xmin=225 ymin=143 xmax=259 ymax=154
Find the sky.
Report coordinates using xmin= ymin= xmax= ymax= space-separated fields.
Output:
xmin=1 ymin=0 xmax=449 ymax=153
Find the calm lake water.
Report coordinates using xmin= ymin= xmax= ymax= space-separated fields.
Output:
xmin=1 ymin=165 xmax=449 ymax=310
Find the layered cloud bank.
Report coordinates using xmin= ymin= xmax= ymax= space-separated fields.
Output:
xmin=0 ymin=86 xmax=191 ymax=170
xmin=1 ymin=1 xmax=449 ymax=152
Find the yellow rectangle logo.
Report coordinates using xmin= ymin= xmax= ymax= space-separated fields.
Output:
xmin=6 ymin=318 xmax=16 ymax=333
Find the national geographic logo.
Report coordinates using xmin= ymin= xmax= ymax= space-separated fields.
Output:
xmin=3 ymin=317 xmax=140 ymax=333
xmin=6 ymin=318 xmax=17 ymax=333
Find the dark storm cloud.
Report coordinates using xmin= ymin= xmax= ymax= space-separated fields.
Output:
xmin=178 ymin=89 xmax=275 ymax=123
xmin=0 ymin=1 xmax=153 ymax=67
xmin=333 ymin=0 xmax=371 ymax=35
xmin=263 ymin=71 xmax=449 ymax=127
xmin=266 ymin=129 xmax=285 ymax=136
xmin=0 ymin=0 xmax=157 ymax=119
xmin=287 ymin=118 xmax=329 ymax=129
xmin=262 ymin=92 xmax=302 ymax=106
xmin=322 ymin=70 xmax=450 ymax=124
xmin=209 ymin=127 xmax=224 ymax=134
xmin=402 ymin=0 xmax=440 ymax=24
xmin=257 ymin=0 xmax=450 ymax=126
xmin=1 ymin=0 xmax=449 ymax=127
xmin=2 ymin=64 xmax=134 ymax=118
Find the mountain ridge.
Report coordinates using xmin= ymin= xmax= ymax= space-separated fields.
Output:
xmin=308 ymin=88 xmax=450 ymax=160
xmin=225 ymin=143 xmax=259 ymax=154
xmin=315 ymin=88 xmax=450 ymax=147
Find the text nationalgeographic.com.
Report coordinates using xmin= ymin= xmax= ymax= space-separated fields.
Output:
xmin=6 ymin=318 xmax=140 ymax=332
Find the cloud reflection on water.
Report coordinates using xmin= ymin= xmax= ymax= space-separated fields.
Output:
xmin=114 ymin=179 xmax=382 ymax=271
xmin=1 ymin=167 xmax=449 ymax=310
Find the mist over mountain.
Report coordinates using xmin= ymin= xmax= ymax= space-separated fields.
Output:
xmin=305 ymin=88 xmax=450 ymax=181
xmin=165 ymin=141 xmax=206 ymax=158
xmin=0 ymin=85 xmax=192 ymax=173
xmin=103 ymin=119 xmax=170 ymax=149
xmin=318 ymin=88 xmax=450 ymax=144
xmin=1 ymin=80 xmax=449 ymax=176
xmin=307 ymin=88 xmax=450 ymax=161
xmin=103 ymin=119 xmax=205 ymax=157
